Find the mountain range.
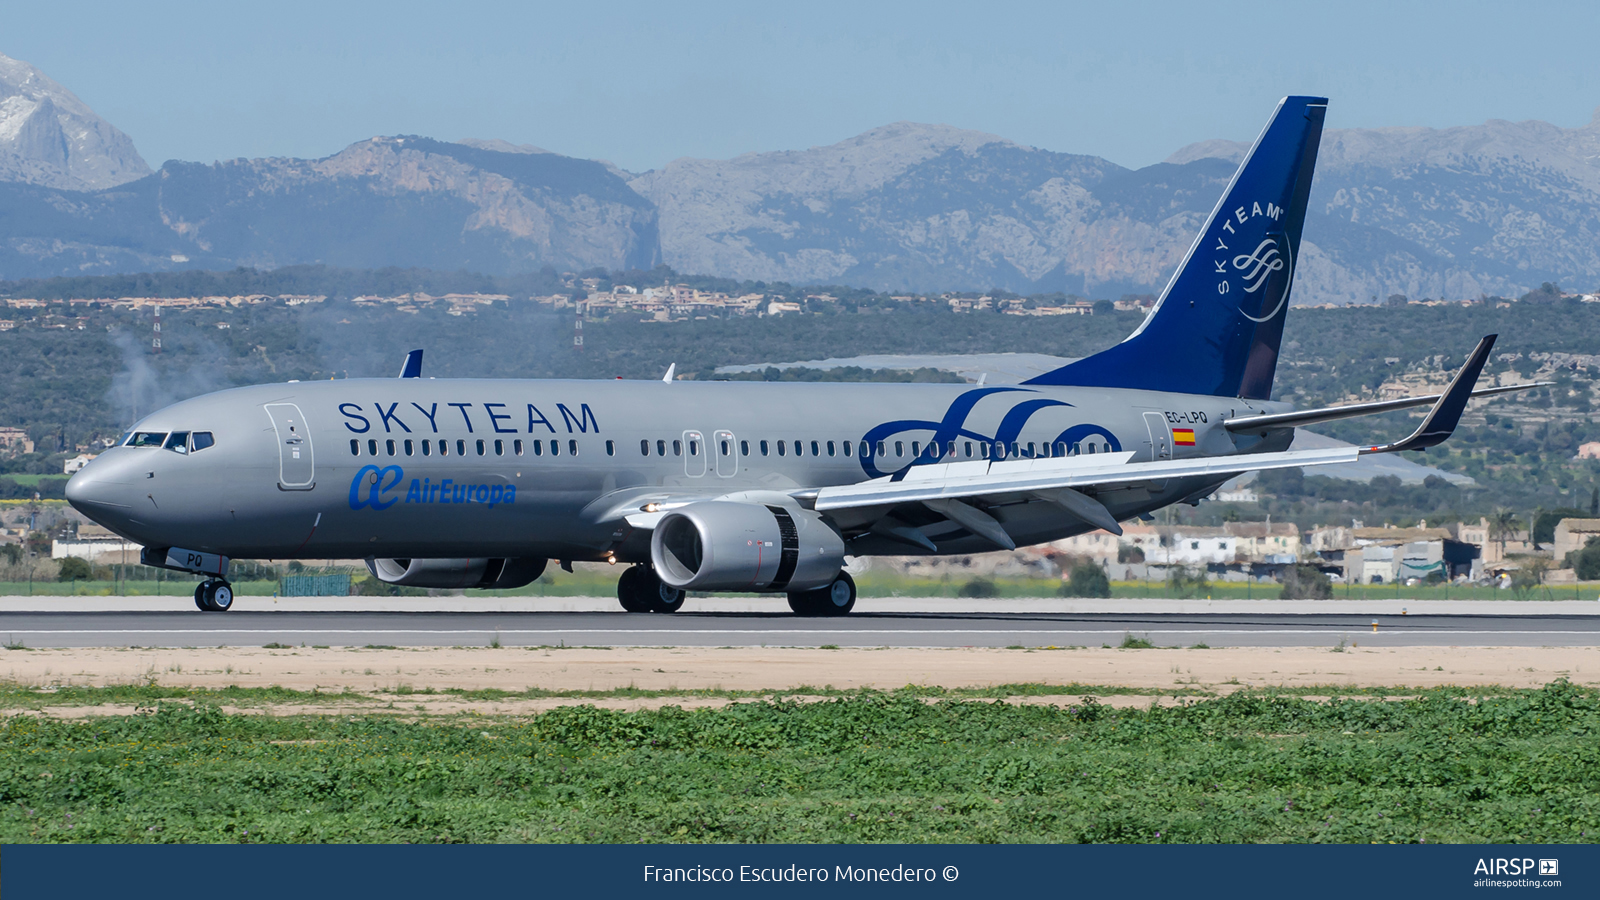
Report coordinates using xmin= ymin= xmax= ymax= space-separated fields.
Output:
xmin=3 ymin=50 xmax=1598 ymax=303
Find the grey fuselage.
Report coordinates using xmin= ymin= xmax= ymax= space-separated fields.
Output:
xmin=64 ymin=378 xmax=1292 ymax=562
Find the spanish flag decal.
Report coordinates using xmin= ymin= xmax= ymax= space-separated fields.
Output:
xmin=1173 ymin=428 xmax=1196 ymax=446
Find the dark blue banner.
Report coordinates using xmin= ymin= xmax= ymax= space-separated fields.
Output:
xmin=3 ymin=844 xmax=1594 ymax=898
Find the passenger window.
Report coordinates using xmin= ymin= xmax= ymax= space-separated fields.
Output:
xmin=350 ymin=439 xmax=360 ymax=456
xmin=404 ymin=439 xmax=414 ymax=456
xmin=741 ymin=440 xmax=749 ymax=456
xmin=129 ymin=432 xmax=166 ymax=449
xmin=1009 ymin=442 xmax=1019 ymax=457
xmin=1054 ymin=442 xmax=1066 ymax=457
xmin=368 ymin=439 xmax=378 ymax=456
xmin=532 ymin=440 xmax=542 ymax=457
xmin=475 ymin=439 xmax=485 ymax=456
xmin=1103 ymin=442 xmax=1112 ymax=453
xmin=843 ymin=441 xmax=852 ymax=457
xmin=568 ymin=439 xmax=578 ymax=456
xmin=965 ymin=441 xmax=973 ymax=457
xmin=760 ymin=440 xmax=769 ymax=456
xmin=792 ymin=440 xmax=801 ymax=457
xmin=1087 ymin=443 xmax=1096 ymax=454
xmin=689 ymin=440 xmax=698 ymax=456
xmin=911 ymin=441 xmax=920 ymax=458
xmin=606 ymin=440 xmax=615 ymax=456
xmin=386 ymin=439 xmax=396 ymax=456
xmin=1027 ymin=442 xmax=1036 ymax=458
xmin=777 ymin=441 xmax=785 ymax=457
xmin=720 ymin=440 xmax=729 ymax=455
xmin=811 ymin=440 xmax=819 ymax=456
xmin=876 ymin=442 xmax=885 ymax=457
xmin=457 ymin=439 xmax=466 ymax=456
xmin=980 ymin=443 xmax=989 ymax=459
xmin=673 ymin=439 xmax=682 ymax=456
xmin=895 ymin=441 xmax=904 ymax=457
xmin=550 ymin=440 xmax=560 ymax=457
xmin=514 ymin=439 xmax=524 ymax=456
xmin=656 ymin=439 xmax=666 ymax=456
xmin=640 ymin=439 xmax=649 ymax=456
xmin=494 ymin=439 xmax=504 ymax=456
xmin=827 ymin=440 xmax=835 ymax=457
xmin=422 ymin=440 xmax=432 ymax=457
xmin=191 ymin=432 xmax=214 ymax=452
xmin=439 ymin=440 xmax=449 ymax=456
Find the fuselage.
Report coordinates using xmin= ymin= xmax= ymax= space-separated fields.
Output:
xmin=65 ymin=377 xmax=1291 ymax=562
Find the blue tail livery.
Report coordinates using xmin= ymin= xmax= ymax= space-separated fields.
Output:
xmin=1024 ymin=95 xmax=1327 ymax=400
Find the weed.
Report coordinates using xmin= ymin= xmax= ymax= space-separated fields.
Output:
xmin=1189 ymin=643 xmax=1210 ymax=650
xmin=262 ymin=643 xmax=291 ymax=649
xmin=819 ymin=644 xmax=840 ymax=650
xmin=1119 ymin=634 xmax=1156 ymax=650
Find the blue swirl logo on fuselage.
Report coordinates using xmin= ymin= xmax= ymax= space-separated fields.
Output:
xmin=348 ymin=465 xmax=517 ymax=511
xmin=859 ymin=387 xmax=1121 ymax=480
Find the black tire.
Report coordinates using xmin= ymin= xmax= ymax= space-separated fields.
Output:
xmin=616 ymin=566 xmax=651 ymax=613
xmin=194 ymin=583 xmax=211 ymax=612
xmin=648 ymin=578 xmax=686 ymax=614
xmin=208 ymin=581 xmax=234 ymax=612
xmin=789 ymin=572 xmax=856 ymax=617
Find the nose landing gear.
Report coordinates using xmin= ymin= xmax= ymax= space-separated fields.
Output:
xmin=194 ymin=580 xmax=234 ymax=612
xmin=616 ymin=564 xmax=686 ymax=613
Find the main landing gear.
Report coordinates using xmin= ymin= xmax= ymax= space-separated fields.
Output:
xmin=193 ymin=579 xmax=234 ymax=612
xmin=787 ymin=571 xmax=856 ymax=617
xmin=616 ymin=565 xmax=686 ymax=614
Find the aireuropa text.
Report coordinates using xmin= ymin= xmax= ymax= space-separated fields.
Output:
xmin=642 ymin=865 xmax=942 ymax=883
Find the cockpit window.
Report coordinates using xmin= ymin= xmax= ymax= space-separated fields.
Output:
xmin=165 ymin=432 xmax=191 ymax=454
xmin=116 ymin=432 xmax=132 ymax=447
xmin=191 ymin=432 xmax=215 ymax=451
xmin=128 ymin=432 xmax=167 ymax=449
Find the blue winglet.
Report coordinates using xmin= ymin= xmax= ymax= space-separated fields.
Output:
xmin=1023 ymin=96 xmax=1328 ymax=400
xmin=398 ymin=349 xmax=424 ymax=379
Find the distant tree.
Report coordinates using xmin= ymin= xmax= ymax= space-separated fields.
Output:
xmin=1279 ymin=565 xmax=1333 ymax=600
xmin=1489 ymin=509 xmax=1521 ymax=557
xmin=56 ymin=556 xmax=92 ymax=581
xmin=1166 ymin=566 xmax=1209 ymax=599
xmin=1519 ymin=282 xmax=1563 ymax=304
xmin=0 ymin=543 xmax=20 ymax=566
xmin=1062 ymin=561 xmax=1111 ymax=598
xmin=1092 ymin=300 xmax=1114 ymax=316
xmin=1568 ymin=536 xmax=1600 ymax=580
xmin=1385 ymin=293 xmax=1409 ymax=307
xmin=958 ymin=578 xmax=999 ymax=598
xmin=1117 ymin=543 xmax=1145 ymax=564
xmin=1533 ymin=507 xmax=1588 ymax=545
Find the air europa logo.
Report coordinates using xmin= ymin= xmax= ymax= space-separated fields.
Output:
xmin=348 ymin=465 xmax=516 ymax=511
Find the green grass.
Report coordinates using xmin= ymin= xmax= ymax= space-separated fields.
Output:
xmin=0 ymin=580 xmax=280 ymax=597
xmin=0 ymin=682 xmax=1595 ymax=843
xmin=1 ymin=474 xmax=68 ymax=488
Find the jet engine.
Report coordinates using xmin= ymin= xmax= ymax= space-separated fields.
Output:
xmin=651 ymin=501 xmax=845 ymax=592
xmin=366 ymin=557 xmax=547 ymax=590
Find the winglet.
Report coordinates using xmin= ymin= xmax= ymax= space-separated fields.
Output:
xmin=1360 ymin=334 xmax=1496 ymax=454
xmin=398 ymin=349 xmax=424 ymax=379
xmin=663 ymin=363 xmax=676 ymax=383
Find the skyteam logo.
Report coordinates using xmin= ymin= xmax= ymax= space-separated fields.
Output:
xmin=860 ymin=387 xmax=1121 ymax=480
xmin=349 ymin=465 xmax=516 ymax=510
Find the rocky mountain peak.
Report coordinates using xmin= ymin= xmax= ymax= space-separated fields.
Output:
xmin=0 ymin=51 xmax=150 ymax=191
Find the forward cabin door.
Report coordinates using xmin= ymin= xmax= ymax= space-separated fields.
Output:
xmin=684 ymin=430 xmax=707 ymax=477
xmin=1142 ymin=412 xmax=1171 ymax=462
xmin=265 ymin=403 xmax=316 ymax=490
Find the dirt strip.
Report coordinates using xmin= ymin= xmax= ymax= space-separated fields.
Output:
xmin=1 ymin=645 xmax=1593 ymax=696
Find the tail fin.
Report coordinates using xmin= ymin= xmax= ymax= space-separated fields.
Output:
xmin=1024 ymin=96 xmax=1327 ymax=399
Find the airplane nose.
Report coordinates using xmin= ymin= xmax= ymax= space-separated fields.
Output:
xmin=65 ymin=461 xmax=134 ymax=527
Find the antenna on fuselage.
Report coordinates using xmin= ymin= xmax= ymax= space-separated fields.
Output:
xmin=398 ymin=349 xmax=423 ymax=379
xmin=662 ymin=363 xmax=676 ymax=383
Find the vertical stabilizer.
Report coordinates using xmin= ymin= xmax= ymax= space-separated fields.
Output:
xmin=1024 ymin=96 xmax=1327 ymax=399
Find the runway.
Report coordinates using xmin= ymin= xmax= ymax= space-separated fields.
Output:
xmin=4 ymin=609 xmax=1600 ymax=648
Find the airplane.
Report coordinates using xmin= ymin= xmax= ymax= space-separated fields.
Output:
xmin=64 ymin=96 xmax=1543 ymax=614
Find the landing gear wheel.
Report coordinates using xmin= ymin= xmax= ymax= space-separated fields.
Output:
xmin=616 ymin=565 xmax=686 ymax=613
xmin=788 ymin=571 xmax=856 ymax=617
xmin=196 ymin=580 xmax=233 ymax=612
xmin=616 ymin=566 xmax=651 ymax=613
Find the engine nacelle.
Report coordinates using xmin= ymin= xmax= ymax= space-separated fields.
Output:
xmin=366 ymin=557 xmax=547 ymax=590
xmin=651 ymin=501 xmax=845 ymax=592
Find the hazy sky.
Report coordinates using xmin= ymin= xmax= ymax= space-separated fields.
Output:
xmin=8 ymin=1 xmax=1599 ymax=173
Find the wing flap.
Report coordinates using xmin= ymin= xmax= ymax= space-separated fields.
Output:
xmin=813 ymin=446 xmax=1358 ymax=511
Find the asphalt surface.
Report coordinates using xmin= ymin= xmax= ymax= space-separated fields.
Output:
xmin=3 ymin=609 xmax=1600 ymax=648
